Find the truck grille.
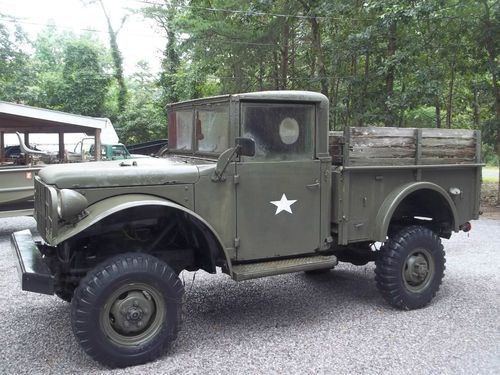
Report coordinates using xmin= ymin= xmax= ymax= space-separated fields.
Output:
xmin=34 ymin=178 xmax=54 ymax=241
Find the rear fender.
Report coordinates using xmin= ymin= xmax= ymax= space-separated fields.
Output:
xmin=374 ymin=182 xmax=459 ymax=241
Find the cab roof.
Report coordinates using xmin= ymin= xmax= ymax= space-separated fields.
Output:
xmin=166 ymin=91 xmax=328 ymax=109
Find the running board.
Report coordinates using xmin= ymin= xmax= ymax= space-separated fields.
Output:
xmin=232 ymin=255 xmax=338 ymax=281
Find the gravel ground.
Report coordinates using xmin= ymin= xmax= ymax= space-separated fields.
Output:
xmin=0 ymin=217 xmax=499 ymax=375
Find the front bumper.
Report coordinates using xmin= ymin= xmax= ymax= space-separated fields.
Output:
xmin=11 ymin=230 xmax=54 ymax=295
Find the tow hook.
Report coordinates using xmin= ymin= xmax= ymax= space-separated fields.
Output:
xmin=460 ymin=222 xmax=472 ymax=232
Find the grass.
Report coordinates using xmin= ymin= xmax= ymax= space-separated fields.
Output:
xmin=483 ymin=166 xmax=499 ymax=183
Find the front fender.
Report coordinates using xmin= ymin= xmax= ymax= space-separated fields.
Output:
xmin=373 ymin=182 xmax=459 ymax=241
xmin=51 ymin=194 xmax=232 ymax=273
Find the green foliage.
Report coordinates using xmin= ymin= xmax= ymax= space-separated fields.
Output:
xmin=59 ymin=39 xmax=110 ymax=116
xmin=116 ymin=62 xmax=166 ymax=144
xmin=482 ymin=143 xmax=499 ymax=166
xmin=0 ymin=19 xmax=32 ymax=103
xmin=1 ymin=0 xmax=499 ymax=163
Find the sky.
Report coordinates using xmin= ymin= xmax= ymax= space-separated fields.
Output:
xmin=0 ymin=0 xmax=165 ymax=75
xmin=1 ymin=0 xmax=167 ymax=145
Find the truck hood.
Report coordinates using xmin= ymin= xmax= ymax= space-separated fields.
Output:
xmin=38 ymin=157 xmax=203 ymax=189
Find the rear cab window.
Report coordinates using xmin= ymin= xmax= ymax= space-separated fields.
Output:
xmin=241 ymin=102 xmax=315 ymax=161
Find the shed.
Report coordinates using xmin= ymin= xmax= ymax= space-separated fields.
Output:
xmin=0 ymin=101 xmax=117 ymax=162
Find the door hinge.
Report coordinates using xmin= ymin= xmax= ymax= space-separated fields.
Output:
xmin=234 ymin=237 xmax=240 ymax=248
xmin=233 ymin=174 xmax=240 ymax=185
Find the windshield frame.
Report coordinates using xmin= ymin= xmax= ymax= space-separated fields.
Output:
xmin=167 ymin=97 xmax=232 ymax=157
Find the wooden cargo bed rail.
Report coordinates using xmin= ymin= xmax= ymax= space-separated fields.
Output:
xmin=329 ymin=127 xmax=481 ymax=167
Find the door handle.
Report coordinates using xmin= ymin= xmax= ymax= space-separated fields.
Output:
xmin=306 ymin=180 xmax=320 ymax=190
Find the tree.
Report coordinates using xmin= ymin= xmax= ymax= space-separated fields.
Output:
xmin=0 ymin=17 xmax=32 ymax=103
xmin=59 ymin=39 xmax=110 ymax=116
xmin=117 ymin=61 xmax=166 ymax=144
xmin=477 ymin=0 xmax=500 ymax=203
xmin=81 ymin=0 xmax=129 ymax=112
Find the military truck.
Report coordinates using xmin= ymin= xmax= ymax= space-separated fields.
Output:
xmin=11 ymin=91 xmax=481 ymax=367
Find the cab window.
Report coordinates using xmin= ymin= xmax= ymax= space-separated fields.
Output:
xmin=195 ymin=104 xmax=229 ymax=153
xmin=168 ymin=110 xmax=193 ymax=150
xmin=241 ymin=103 xmax=315 ymax=161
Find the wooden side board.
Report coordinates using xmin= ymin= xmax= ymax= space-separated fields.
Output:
xmin=329 ymin=127 xmax=479 ymax=166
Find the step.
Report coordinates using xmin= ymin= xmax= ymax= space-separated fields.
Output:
xmin=232 ymin=255 xmax=338 ymax=281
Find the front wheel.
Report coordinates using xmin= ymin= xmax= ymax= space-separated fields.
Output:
xmin=71 ymin=253 xmax=184 ymax=368
xmin=375 ymin=225 xmax=445 ymax=310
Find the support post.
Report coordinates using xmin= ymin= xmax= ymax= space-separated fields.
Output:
xmin=95 ymin=129 xmax=102 ymax=161
xmin=58 ymin=132 xmax=65 ymax=162
xmin=24 ymin=133 xmax=29 ymax=148
xmin=0 ymin=131 xmax=4 ymax=162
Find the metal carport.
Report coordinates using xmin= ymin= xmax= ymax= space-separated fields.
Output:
xmin=0 ymin=101 xmax=115 ymax=162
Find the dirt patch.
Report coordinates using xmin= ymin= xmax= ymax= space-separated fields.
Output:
xmin=481 ymin=181 xmax=500 ymax=219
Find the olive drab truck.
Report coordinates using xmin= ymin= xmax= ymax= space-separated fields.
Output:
xmin=10 ymin=91 xmax=481 ymax=367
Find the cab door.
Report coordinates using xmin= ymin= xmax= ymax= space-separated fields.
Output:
xmin=235 ymin=102 xmax=321 ymax=261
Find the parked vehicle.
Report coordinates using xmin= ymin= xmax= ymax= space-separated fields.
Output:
xmin=127 ymin=139 xmax=168 ymax=156
xmin=69 ymin=137 xmax=150 ymax=162
xmin=0 ymin=135 xmax=146 ymax=218
xmin=11 ymin=91 xmax=481 ymax=367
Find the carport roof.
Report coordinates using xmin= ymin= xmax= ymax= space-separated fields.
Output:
xmin=0 ymin=101 xmax=110 ymax=134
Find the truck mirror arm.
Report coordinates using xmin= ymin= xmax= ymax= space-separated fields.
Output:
xmin=211 ymin=146 xmax=240 ymax=182
xmin=211 ymin=138 xmax=255 ymax=182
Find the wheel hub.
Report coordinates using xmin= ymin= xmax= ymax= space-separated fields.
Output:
xmin=110 ymin=291 xmax=154 ymax=334
xmin=402 ymin=248 xmax=435 ymax=293
xmin=405 ymin=254 xmax=429 ymax=285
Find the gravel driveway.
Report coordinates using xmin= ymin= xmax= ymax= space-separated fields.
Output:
xmin=0 ymin=217 xmax=498 ymax=375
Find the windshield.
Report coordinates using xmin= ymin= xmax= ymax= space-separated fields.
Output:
xmin=168 ymin=103 xmax=229 ymax=154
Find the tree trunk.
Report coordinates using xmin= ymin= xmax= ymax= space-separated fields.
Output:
xmin=310 ymin=16 xmax=329 ymax=96
xmin=280 ymin=20 xmax=290 ymax=90
xmin=290 ymin=25 xmax=296 ymax=89
xmin=258 ymin=61 xmax=264 ymax=91
xmin=446 ymin=60 xmax=456 ymax=129
xmin=272 ymin=50 xmax=280 ymax=90
xmin=98 ymin=0 xmax=127 ymax=112
xmin=398 ymin=82 xmax=406 ymax=127
xmin=473 ymin=85 xmax=480 ymax=129
xmin=385 ymin=21 xmax=397 ymax=127
xmin=480 ymin=0 xmax=500 ymax=204
xmin=435 ymin=99 xmax=441 ymax=128
xmin=332 ymin=77 xmax=340 ymax=130
xmin=357 ymin=53 xmax=370 ymax=127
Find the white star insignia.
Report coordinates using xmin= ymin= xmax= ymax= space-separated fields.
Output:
xmin=270 ymin=193 xmax=297 ymax=215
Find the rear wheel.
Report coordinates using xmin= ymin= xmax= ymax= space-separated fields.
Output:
xmin=71 ymin=253 xmax=184 ymax=367
xmin=375 ymin=225 xmax=445 ymax=310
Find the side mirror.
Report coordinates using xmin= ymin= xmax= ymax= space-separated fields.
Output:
xmin=236 ymin=137 xmax=255 ymax=157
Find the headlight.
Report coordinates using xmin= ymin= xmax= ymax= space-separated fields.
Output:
xmin=57 ymin=189 xmax=88 ymax=220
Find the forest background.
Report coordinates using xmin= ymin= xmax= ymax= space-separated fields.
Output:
xmin=1 ymin=0 xmax=499 ymax=201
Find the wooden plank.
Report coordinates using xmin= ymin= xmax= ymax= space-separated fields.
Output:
xmin=421 ymin=128 xmax=475 ymax=139
xmin=329 ymin=132 xmax=344 ymax=164
xmin=421 ymin=138 xmax=475 ymax=147
xmin=350 ymin=138 xmax=416 ymax=148
xmin=350 ymin=147 xmax=415 ymax=158
xmin=349 ymin=157 xmax=416 ymax=166
xmin=329 ymin=131 xmax=343 ymax=137
xmin=422 ymin=148 xmax=476 ymax=158
xmin=420 ymin=157 xmax=476 ymax=164
xmin=351 ymin=127 xmax=415 ymax=138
